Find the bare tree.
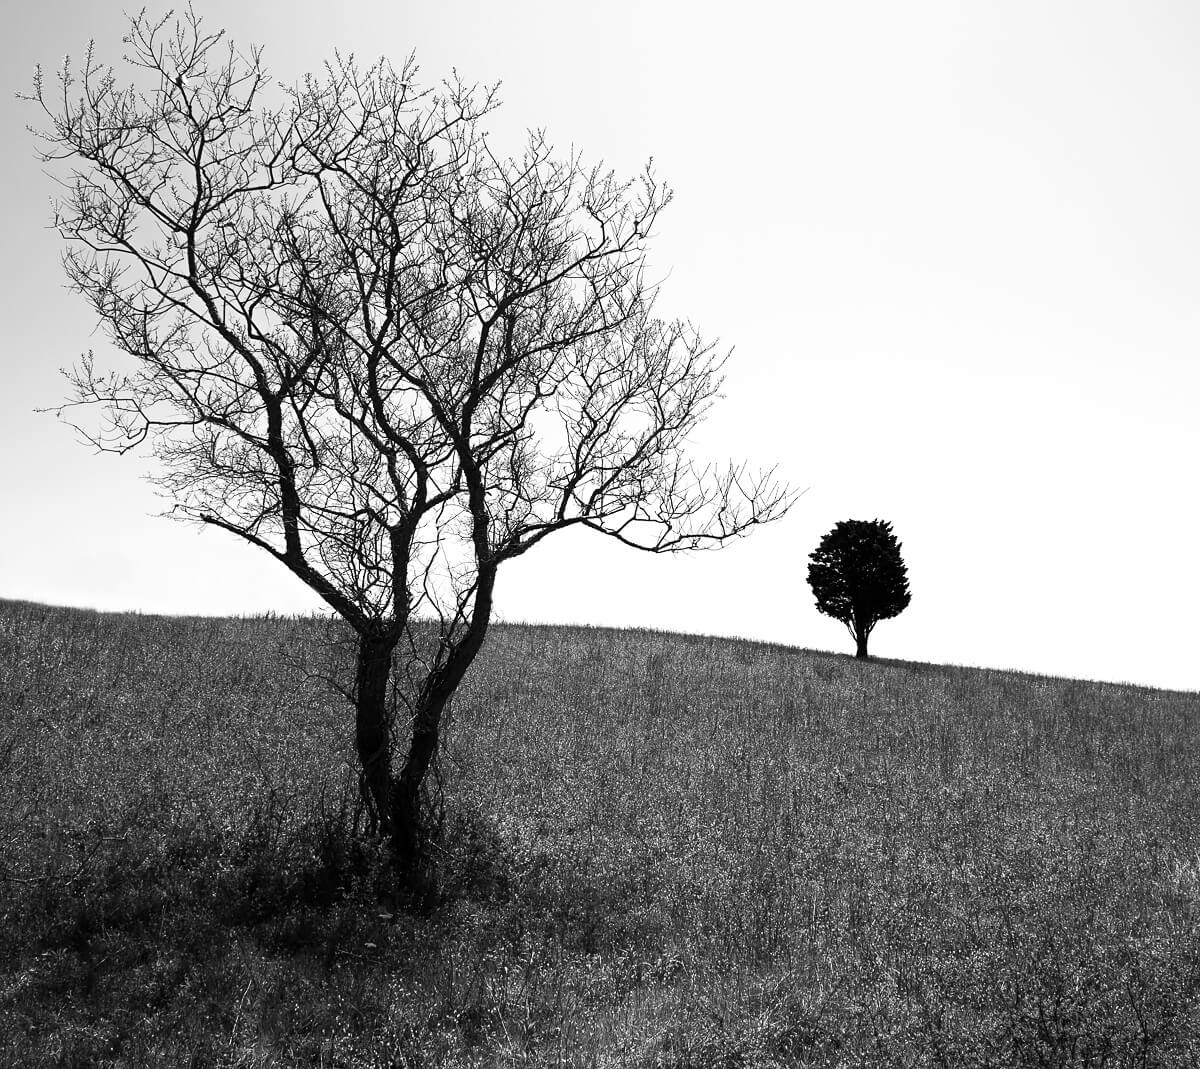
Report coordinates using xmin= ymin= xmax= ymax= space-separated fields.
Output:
xmin=25 ymin=9 xmax=795 ymax=886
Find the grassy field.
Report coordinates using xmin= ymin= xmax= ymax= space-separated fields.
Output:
xmin=1 ymin=597 xmax=1198 ymax=1067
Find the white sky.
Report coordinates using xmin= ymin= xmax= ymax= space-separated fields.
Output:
xmin=3 ymin=0 xmax=1198 ymax=691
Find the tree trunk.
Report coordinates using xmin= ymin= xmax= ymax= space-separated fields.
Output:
xmin=390 ymin=688 xmax=447 ymax=878
xmin=355 ymin=631 xmax=397 ymax=838
xmin=391 ymin=568 xmax=497 ymax=886
xmin=855 ymin=630 xmax=869 ymax=659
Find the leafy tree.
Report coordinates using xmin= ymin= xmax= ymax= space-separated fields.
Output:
xmin=24 ymin=10 xmax=794 ymax=890
xmin=807 ymin=519 xmax=910 ymax=660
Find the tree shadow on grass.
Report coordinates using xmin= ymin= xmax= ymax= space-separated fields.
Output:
xmin=0 ymin=789 xmax=535 ymax=1066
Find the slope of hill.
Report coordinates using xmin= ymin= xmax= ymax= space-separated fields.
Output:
xmin=1 ymin=597 xmax=1198 ymax=1066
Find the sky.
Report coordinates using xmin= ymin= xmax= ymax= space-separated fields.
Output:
xmin=2 ymin=0 xmax=1198 ymax=692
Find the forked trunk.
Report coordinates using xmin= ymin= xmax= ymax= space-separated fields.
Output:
xmin=391 ymin=569 xmax=497 ymax=883
xmin=355 ymin=632 xmax=397 ymax=837
xmin=390 ymin=687 xmax=447 ymax=878
xmin=353 ymin=569 xmax=497 ymax=897
xmin=353 ymin=629 xmax=436 ymax=897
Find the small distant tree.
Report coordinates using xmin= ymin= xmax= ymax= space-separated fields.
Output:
xmin=24 ymin=9 xmax=795 ymax=891
xmin=807 ymin=519 xmax=910 ymax=660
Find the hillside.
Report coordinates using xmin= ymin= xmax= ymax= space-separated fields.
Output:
xmin=1 ymin=597 xmax=1199 ymax=1067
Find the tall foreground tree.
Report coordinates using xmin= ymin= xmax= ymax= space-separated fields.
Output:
xmin=26 ymin=11 xmax=793 ymax=880
xmin=807 ymin=519 xmax=910 ymax=660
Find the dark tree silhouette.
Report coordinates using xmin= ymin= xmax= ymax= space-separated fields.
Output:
xmin=807 ymin=519 xmax=910 ymax=660
xmin=25 ymin=10 xmax=795 ymax=890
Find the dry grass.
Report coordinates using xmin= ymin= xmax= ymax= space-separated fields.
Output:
xmin=1 ymin=597 xmax=1198 ymax=1067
